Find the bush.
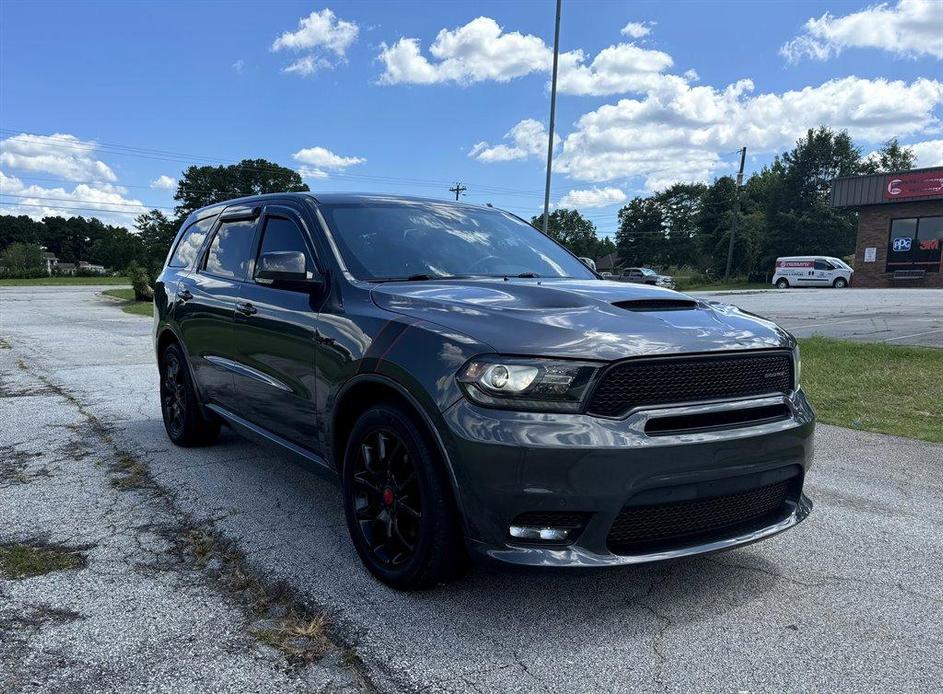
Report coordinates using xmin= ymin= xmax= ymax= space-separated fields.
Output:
xmin=125 ymin=261 xmax=154 ymax=302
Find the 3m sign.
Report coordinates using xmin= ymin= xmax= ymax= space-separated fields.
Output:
xmin=884 ymin=170 xmax=943 ymax=200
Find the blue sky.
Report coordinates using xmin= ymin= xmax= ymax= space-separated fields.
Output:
xmin=1 ymin=0 xmax=941 ymax=238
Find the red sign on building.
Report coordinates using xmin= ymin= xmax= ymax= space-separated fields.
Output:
xmin=883 ymin=170 xmax=943 ymax=200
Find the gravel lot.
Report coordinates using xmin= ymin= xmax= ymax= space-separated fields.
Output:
xmin=1 ymin=285 xmax=942 ymax=693
xmin=692 ymin=288 xmax=943 ymax=347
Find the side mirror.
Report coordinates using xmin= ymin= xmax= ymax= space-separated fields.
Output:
xmin=256 ymin=251 xmax=323 ymax=292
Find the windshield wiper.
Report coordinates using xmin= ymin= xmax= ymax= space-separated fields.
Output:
xmin=514 ymin=272 xmax=541 ymax=278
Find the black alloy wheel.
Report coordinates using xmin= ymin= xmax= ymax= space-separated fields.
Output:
xmin=159 ymin=343 xmax=220 ymax=447
xmin=350 ymin=428 xmax=422 ymax=567
xmin=161 ymin=350 xmax=187 ymax=440
xmin=342 ymin=403 xmax=464 ymax=589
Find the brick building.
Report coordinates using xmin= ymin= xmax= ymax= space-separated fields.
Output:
xmin=830 ymin=167 xmax=943 ymax=288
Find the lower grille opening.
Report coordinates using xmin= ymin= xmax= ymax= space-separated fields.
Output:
xmin=607 ymin=478 xmax=795 ymax=555
xmin=644 ymin=403 xmax=790 ymax=436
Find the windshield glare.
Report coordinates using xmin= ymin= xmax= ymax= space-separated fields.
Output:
xmin=317 ymin=200 xmax=595 ymax=281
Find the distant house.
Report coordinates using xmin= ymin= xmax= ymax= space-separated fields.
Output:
xmin=78 ymin=261 xmax=107 ymax=274
xmin=42 ymin=252 xmax=59 ymax=275
xmin=54 ymin=260 xmax=107 ymax=276
xmin=57 ymin=262 xmax=77 ymax=275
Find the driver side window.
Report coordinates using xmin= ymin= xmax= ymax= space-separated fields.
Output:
xmin=255 ymin=216 xmax=314 ymax=279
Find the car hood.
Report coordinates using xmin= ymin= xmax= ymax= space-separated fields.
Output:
xmin=370 ymin=279 xmax=792 ymax=361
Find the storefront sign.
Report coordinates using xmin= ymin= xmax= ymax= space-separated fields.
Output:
xmin=863 ymin=247 xmax=876 ymax=262
xmin=892 ymin=237 xmax=912 ymax=252
xmin=884 ymin=170 xmax=943 ymax=200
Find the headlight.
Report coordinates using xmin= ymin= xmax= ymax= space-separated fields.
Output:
xmin=457 ymin=357 xmax=600 ymax=412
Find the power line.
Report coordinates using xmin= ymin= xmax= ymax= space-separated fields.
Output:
xmin=448 ymin=182 xmax=467 ymax=201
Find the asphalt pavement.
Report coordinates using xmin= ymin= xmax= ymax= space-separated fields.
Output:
xmin=1 ymin=284 xmax=941 ymax=693
xmin=692 ymin=287 xmax=943 ymax=347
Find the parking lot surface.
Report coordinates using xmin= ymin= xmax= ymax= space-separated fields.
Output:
xmin=2 ymin=285 xmax=942 ymax=692
xmin=692 ymin=288 xmax=943 ymax=347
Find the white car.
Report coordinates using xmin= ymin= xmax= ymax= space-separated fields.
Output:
xmin=772 ymin=256 xmax=853 ymax=289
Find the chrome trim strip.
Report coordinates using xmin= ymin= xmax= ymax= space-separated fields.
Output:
xmin=203 ymin=355 xmax=292 ymax=392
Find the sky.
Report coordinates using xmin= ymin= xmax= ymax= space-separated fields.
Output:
xmin=1 ymin=0 xmax=941 ymax=239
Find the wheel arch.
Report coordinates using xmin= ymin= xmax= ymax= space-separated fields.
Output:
xmin=155 ymin=325 xmax=206 ymax=405
xmin=330 ymin=374 xmax=468 ymax=528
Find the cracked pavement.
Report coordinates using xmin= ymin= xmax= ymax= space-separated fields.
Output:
xmin=1 ymin=284 xmax=941 ymax=693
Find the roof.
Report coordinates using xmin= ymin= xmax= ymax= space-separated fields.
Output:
xmin=831 ymin=166 xmax=943 ymax=208
xmin=191 ymin=192 xmax=499 ymax=218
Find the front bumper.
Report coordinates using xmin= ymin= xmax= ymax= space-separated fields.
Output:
xmin=441 ymin=389 xmax=815 ymax=567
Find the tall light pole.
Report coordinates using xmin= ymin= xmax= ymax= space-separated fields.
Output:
xmin=724 ymin=146 xmax=747 ymax=281
xmin=541 ymin=0 xmax=562 ymax=235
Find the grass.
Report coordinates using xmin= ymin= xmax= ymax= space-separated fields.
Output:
xmin=0 ymin=542 xmax=86 ymax=579
xmin=0 ymin=275 xmax=129 ymax=286
xmin=680 ymin=281 xmax=772 ymax=293
xmin=799 ymin=336 xmax=943 ymax=443
xmin=101 ymin=288 xmax=152 ymax=317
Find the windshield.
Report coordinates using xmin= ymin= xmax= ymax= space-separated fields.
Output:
xmin=317 ymin=200 xmax=595 ymax=281
xmin=639 ymin=268 xmax=657 ymax=276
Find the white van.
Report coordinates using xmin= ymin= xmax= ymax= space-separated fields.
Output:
xmin=772 ymin=256 xmax=853 ymax=289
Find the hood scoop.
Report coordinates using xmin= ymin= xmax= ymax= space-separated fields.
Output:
xmin=613 ymin=298 xmax=699 ymax=312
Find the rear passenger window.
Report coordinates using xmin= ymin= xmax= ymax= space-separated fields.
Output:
xmin=204 ymin=220 xmax=256 ymax=279
xmin=255 ymin=216 xmax=314 ymax=276
xmin=168 ymin=217 xmax=214 ymax=268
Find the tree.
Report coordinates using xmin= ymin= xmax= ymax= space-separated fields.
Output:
xmin=864 ymin=137 xmax=916 ymax=174
xmin=616 ymin=197 xmax=665 ymax=267
xmin=654 ymin=182 xmax=707 ymax=268
xmin=134 ymin=210 xmax=178 ymax=268
xmin=174 ymin=158 xmax=309 ymax=217
xmin=1 ymin=242 xmax=45 ymax=275
xmin=530 ymin=208 xmax=609 ymax=258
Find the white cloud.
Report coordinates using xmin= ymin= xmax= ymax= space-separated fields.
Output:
xmin=469 ymin=119 xmax=558 ymax=163
xmin=0 ymin=133 xmax=117 ymax=182
xmin=378 ymin=16 xmax=677 ymax=96
xmin=272 ymin=8 xmax=358 ymax=54
xmin=292 ymin=145 xmax=365 ymax=178
xmin=283 ymin=55 xmax=332 ymax=76
xmin=272 ymin=8 xmax=358 ymax=77
xmin=232 ymin=59 xmax=246 ymax=74
xmin=0 ymin=170 xmax=146 ymax=226
xmin=558 ymin=187 xmax=627 ymax=209
xmin=150 ymin=174 xmax=176 ymax=190
xmin=477 ymin=75 xmax=941 ymax=192
xmin=378 ymin=17 xmax=551 ymax=85
xmin=908 ymin=139 xmax=943 ymax=166
xmin=621 ymin=21 xmax=653 ymax=39
xmin=781 ymin=0 xmax=943 ymax=63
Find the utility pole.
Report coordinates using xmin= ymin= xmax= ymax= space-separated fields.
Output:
xmin=541 ymin=0 xmax=562 ymax=235
xmin=724 ymin=146 xmax=747 ymax=281
xmin=449 ymin=182 xmax=467 ymax=201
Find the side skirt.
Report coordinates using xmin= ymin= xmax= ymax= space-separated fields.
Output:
xmin=205 ymin=403 xmax=338 ymax=484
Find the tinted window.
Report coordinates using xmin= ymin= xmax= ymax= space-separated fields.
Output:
xmin=255 ymin=216 xmax=313 ymax=275
xmin=204 ymin=220 xmax=256 ymax=279
xmin=168 ymin=216 xmax=214 ymax=268
xmin=915 ymin=216 xmax=943 ymax=271
xmin=319 ymin=201 xmax=594 ymax=281
xmin=814 ymin=260 xmax=834 ymax=270
xmin=887 ymin=218 xmax=918 ymax=270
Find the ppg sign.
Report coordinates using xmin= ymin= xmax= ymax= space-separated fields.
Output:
xmin=892 ymin=237 xmax=912 ymax=252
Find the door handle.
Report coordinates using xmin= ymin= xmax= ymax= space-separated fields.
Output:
xmin=236 ymin=301 xmax=257 ymax=316
xmin=178 ymin=288 xmax=193 ymax=301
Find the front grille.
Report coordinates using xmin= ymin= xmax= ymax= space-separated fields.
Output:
xmin=607 ymin=479 xmax=792 ymax=554
xmin=587 ymin=351 xmax=793 ymax=417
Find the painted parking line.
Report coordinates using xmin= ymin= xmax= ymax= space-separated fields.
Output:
xmin=883 ymin=328 xmax=943 ymax=343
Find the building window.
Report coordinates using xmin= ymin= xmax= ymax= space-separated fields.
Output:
xmin=886 ymin=216 xmax=942 ymax=272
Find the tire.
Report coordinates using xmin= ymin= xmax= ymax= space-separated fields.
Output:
xmin=775 ymin=278 xmax=790 ymax=289
xmin=159 ymin=343 xmax=220 ymax=447
xmin=342 ymin=403 xmax=464 ymax=590
xmin=833 ymin=277 xmax=848 ymax=288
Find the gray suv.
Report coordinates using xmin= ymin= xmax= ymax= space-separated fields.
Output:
xmin=154 ymin=193 xmax=814 ymax=590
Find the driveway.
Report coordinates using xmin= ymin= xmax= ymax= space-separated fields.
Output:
xmin=2 ymin=285 xmax=941 ymax=692
xmin=692 ymin=288 xmax=943 ymax=347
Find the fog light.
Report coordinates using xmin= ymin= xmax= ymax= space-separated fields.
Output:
xmin=509 ymin=525 xmax=570 ymax=542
